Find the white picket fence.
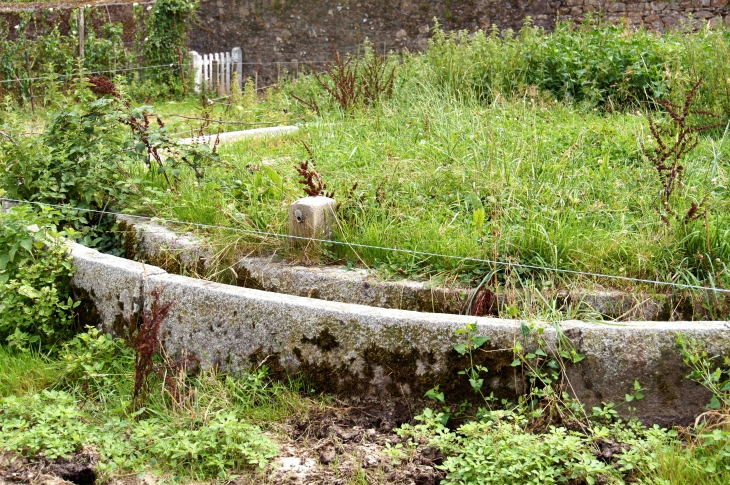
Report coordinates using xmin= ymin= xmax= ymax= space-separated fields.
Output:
xmin=189 ymin=47 xmax=243 ymax=95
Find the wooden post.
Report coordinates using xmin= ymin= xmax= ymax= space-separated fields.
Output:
xmin=189 ymin=51 xmax=202 ymax=93
xmin=78 ymin=8 xmax=85 ymax=62
xmin=24 ymin=52 xmax=34 ymax=113
xmin=231 ymin=47 xmax=243 ymax=91
xmin=211 ymin=57 xmax=219 ymax=94
xmin=224 ymin=51 xmax=231 ymax=94
xmin=178 ymin=47 xmax=187 ymax=97
xmin=203 ymin=54 xmax=210 ymax=92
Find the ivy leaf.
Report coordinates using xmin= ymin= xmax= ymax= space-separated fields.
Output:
xmin=510 ymin=359 xmax=522 ymax=367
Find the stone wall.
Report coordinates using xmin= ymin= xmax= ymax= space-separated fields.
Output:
xmin=4 ymin=1 xmax=729 ymax=86
xmin=0 ymin=1 xmax=145 ymax=45
xmin=188 ymin=0 xmax=730 ymax=85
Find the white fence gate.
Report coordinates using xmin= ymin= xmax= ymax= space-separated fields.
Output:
xmin=189 ymin=47 xmax=243 ymax=95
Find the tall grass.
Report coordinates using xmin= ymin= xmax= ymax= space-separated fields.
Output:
xmin=103 ymin=20 xmax=730 ymax=300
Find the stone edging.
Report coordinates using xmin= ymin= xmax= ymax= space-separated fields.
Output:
xmin=69 ymin=240 xmax=730 ymax=426
xmin=117 ymin=215 xmax=730 ymax=321
xmin=176 ymin=125 xmax=299 ymax=146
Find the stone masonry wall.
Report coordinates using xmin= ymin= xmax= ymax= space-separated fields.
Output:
xmin=3 ymin=1 xmax=728 ymax=86
xmin=188 ymin=0 xmax=730 ymax=84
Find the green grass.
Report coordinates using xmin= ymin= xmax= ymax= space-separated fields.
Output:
xmin=149 ymin=81 xmax=730 ymax=293
xmin=131 ymin=23 xmax=730 ymax=302
xmin=644 ymin=442 xmax=730 ymax=485
xmin=5 ymin=19 xmax=730 ymax=318
xmin=0 ymin=346 xmax=62 ymax=397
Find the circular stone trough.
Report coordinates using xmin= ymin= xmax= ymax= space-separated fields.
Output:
xmin=62 ymin=124 xmax=730 ymax=427
xmin=70 ymin=237 xmax=730 ymax=427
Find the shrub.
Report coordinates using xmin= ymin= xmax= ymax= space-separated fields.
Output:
xmin=521 ymin=20 xmax=671 ymax=107
xmin=0 ymin=76 xmax=219 ymax=251
xmin=142 ymin=0 xmax=198 ymax=97
xmin=0 ymin=205 xmax=78 ymax=349
xmin=421 ymin=19 xmax=673 ymax=108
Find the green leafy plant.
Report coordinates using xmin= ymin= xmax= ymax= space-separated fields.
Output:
xmin=674 ymin=335 xmax=730 ymax=475
xmin=453 ymin=322 xmax=492 ymax=400
xmin=60 ymin=326 xmax=134 ymax=397
xmin=1 ymin=328 xmax=281 ymax=479
xmin=1 ymin=75 xmax=219 ymax=251
xmin=677 ymin=334 xmax=730 ymax=411
xmin=0 ymin=205 xmax=78 ymax=349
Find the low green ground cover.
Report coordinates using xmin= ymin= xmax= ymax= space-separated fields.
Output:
xmin=1 ymin=326 xmax=729 ymax=484
xmin=0 ymin=329 xmax=308 ymax=482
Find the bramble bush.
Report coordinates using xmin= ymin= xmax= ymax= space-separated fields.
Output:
xmin=1 ymin=75 xmax=219 ymax=251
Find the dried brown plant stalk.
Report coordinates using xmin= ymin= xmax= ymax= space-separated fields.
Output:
xmin=296 ymin=141 xmax=334 ymax=198
xmin=131 ymin=286 xmax=173 ymax=404
xmin=642 ymin=78 xmax=723 ymax=225
xmin=292 ymin=44 xmax=395 ymax=114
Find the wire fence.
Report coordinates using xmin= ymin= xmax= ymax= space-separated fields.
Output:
xmin=1 ymin=1 xmax=156 ymax=11
xmin=2 ymin=197 xmax=729 ymax=295
xmin=1 ymin=58 xmax=336 ymax=86
xmin=0 ymin=63 xmax=179 ymax=85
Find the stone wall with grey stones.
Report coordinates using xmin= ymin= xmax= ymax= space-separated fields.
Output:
xmin=189 ymin=0 xmax=730 ymax=84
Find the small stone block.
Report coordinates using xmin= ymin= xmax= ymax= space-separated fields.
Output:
xmin=289 ymin=196 xmax=337 ymax=246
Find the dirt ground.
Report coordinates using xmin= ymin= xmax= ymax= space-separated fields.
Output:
xmin=0 ymin=400 xmax=444 ymax=485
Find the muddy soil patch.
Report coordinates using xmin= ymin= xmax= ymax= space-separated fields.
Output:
xmin=265 ymin=399 xmax=444 ymax=484
xmin=0 ymin=450 xmax=97 ymax=485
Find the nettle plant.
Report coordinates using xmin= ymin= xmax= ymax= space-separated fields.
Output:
xmin=0 ymin=205 xmax=79 ymax=349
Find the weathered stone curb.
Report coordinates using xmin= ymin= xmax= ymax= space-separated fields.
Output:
xmin=116 ymin=215 xmax=730 ymax=320
xmin=69 ymin=241 xmax=730 ymax=426
xmin=177 ymin=125 xmax=299 ymax=145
